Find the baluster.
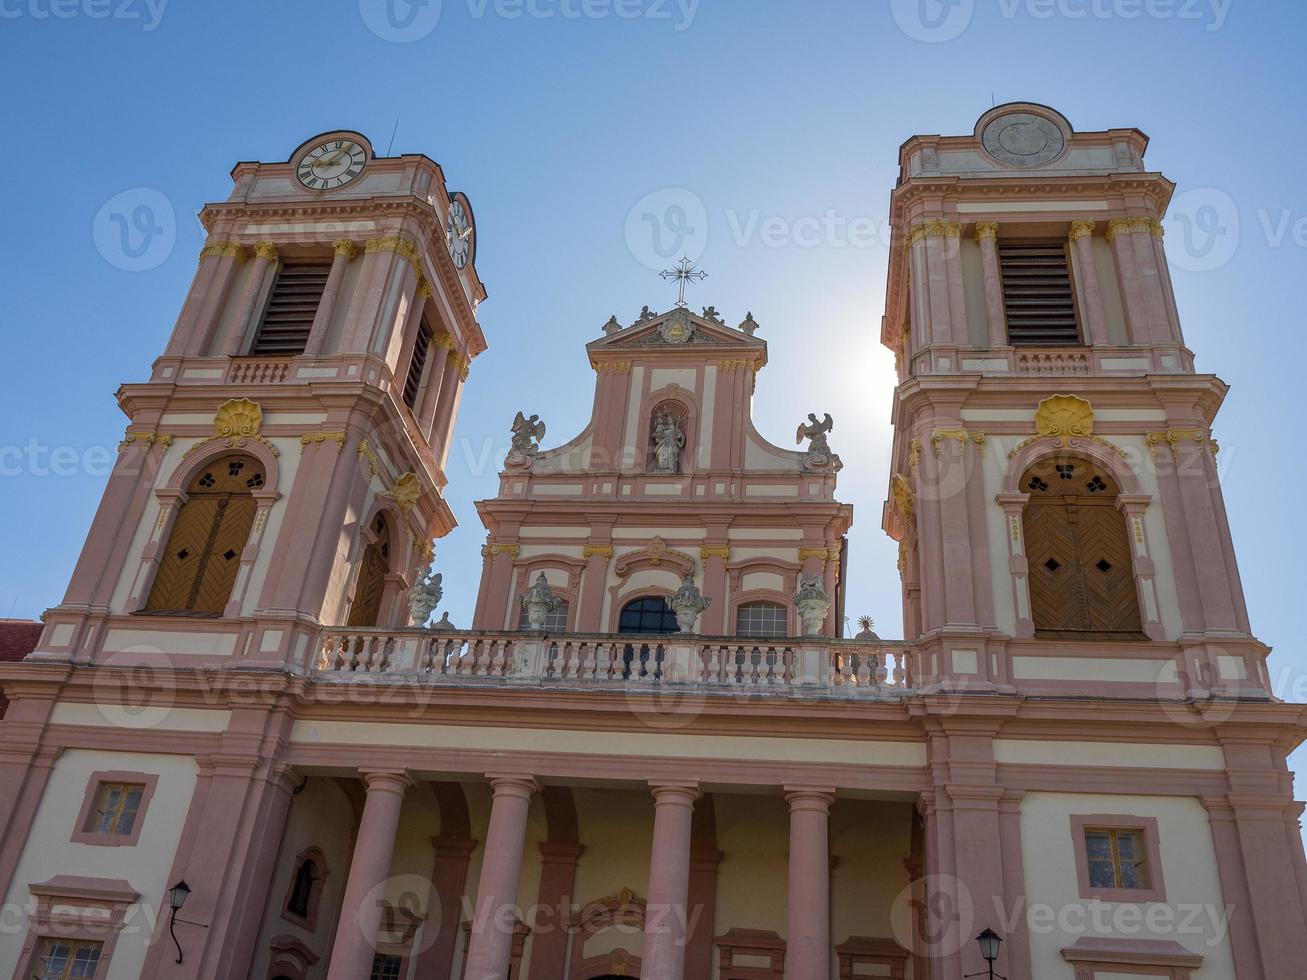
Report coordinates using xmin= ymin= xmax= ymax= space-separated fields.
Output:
xmin=874 ymin=647 xmax=889 ymax=685
xmin=856 ymin=650 xmax=872 ymax=687
xmin=489 ymin=640 xmax=507 ymax=677
xmin=705 ymin=645 xmax=721 ymax=685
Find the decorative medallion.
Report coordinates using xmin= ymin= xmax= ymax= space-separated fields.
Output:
xmin=981 ymin=111 xmax=1067 ymax=168
xmin=1035 ymin=394 xmax=1094 ymax=445
xmin=657 ymin=307 xmax=696 ymax=345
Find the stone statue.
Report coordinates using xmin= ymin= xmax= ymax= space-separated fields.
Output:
xmin=793 ymin=573 xmax=832 ymax=637
xmin=637 ymin=305 xmax=658 ymax=323
xmin=430 ymin=611 xmax=456 ymax=632
xmin=739 ymin=312 xmax=760 ymax=336
xmin=409 ymin=570 xmax=443 ymax=628
xmin=796 ymin=413 xmax=834 ymax=455
xmin=652 ymin=411 xmax=685 ymax=474
xmin=701 ymin=305 xmax=724 ymax=324
xmin=669 ymin=573 xmax=711 ymax=633
xmin=520 ymin=573 xmax=562 ymax=631
xmin=603 ymin=315 xmax=622 ymax=336
xmin=510 ymin=411 xmax=546 ymax=456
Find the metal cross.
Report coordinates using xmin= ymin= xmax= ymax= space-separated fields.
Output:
xmin=659 ymin=257 xmax=708 ymax=308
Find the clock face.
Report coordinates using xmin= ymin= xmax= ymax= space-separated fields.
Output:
xmin=446 ymin=198 xmax=473 ymax=269
xmin=296 ymin=138 xmax=367 ymax=190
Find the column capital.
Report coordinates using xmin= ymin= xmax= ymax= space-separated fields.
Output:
xmin=362 ymin=770 xmax=413 ymax=795
xmin=974 ymin=221 xmax=999 ymax=242
xmin=783 ymin=786 xmax=836 ymax=811
xmin=1069 ymin=218 xmax=1097 ymax=241
xmin=253 ymin=241 xmax=279 ymax=262
xmin=486 ymin=774 xmax=539 ymax=801
xmin=333 ymin=239 xmax=359 ymax=259
xmin=650 ymin=781 xmax=701 ymax=807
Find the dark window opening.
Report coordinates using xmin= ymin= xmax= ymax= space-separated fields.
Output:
xmin=403 ymin=318 xmax=433 ymax=410
xmin=618 ymin=596 xmax=678 ymax=634
xmin=999 ymin=241 xmax=1081 ymax=346
xmin=250 ymin=261 xmax=332 ymax=356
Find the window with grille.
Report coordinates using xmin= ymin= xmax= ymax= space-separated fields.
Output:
xmin=85 ymin=781 xmax=145 ymax=836
xmin=250 ymin=261 xmax=332 ymax=355
xmin=735 ymin=601 xmax=788 ymax=638
xmin=403 ymin=318 xmax=433 ymax=409
xmin=999 ymin=241 xmax=1081 ymax=346
xmin=618 ymin=596 xmax=677 ymax=634
xmin=32 ymin=940 xmax=102 ymax=980
xmin=370 ymin=954 xmax=403 ymax=980
xmin=518 ymin=597 xmax=569 ymax=632
xmin=1084 ymin=827 xmax=1150 ymax=890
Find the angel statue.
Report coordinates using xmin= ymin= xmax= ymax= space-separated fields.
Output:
xmin=510 ymin=411 xmax=546 ymax=456
xmin=796 ymin=413 xmax=834 ymax=455
xmin=409 ymin=570 xmax=443 ymax=628
xmin=652 ymin=411 xmax=685 ymax=474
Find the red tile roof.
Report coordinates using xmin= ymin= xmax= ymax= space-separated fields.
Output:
xmin=0 ymin=620 xmax=42 ymax=718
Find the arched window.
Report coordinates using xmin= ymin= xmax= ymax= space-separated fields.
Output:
xmin=518 ymin=597 xmax=570 ymax=631
xmin=286 ymin=859 xmax=316 ymax=919
xmin=735 ymin=601 xmax=788 ymax=638
xmin=1022 ymin=455 xmax=1143 ymax=636
xmin=145 ymin=455 xmax=264 ymax=615
xmin=618 ymin=596 xmax=677 ymax=634
xmin=347 ymin=514 xmax=391 ymax=627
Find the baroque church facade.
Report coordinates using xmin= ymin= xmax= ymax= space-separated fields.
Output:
xmin=0 ymin=105 xmax=1304 ymax=980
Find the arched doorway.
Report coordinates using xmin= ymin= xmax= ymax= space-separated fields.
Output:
xmin=1021 ymin=455 xmax=1143 ymax=637
xmin=145 ymin=454 xmax=263 ymax=615
xmin=347 ymin=513 xmax=391 ymax=627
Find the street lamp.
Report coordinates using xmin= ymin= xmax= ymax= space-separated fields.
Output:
xmin=168 ymin=880 xmax=190 ymax=964
xmin=965 ymin=928 xmax=1005 ymax=980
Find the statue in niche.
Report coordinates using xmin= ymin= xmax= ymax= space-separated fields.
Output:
xmin=796 ymin=413 xmax=834 ymax=454
xmin=652 ymin=411 xmax=685 ymax=474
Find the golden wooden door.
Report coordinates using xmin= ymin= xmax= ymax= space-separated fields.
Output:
xmin=1021 ymin=457 xmax=1142 ymax=636
xmin=346 ymin=515 xmax=391 ymax=627
xmin=145 ymin=455 xmax=263 ymax=615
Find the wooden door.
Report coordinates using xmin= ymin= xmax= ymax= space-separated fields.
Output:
xmin=1021 ymin=457 xmax=1142 ymax=637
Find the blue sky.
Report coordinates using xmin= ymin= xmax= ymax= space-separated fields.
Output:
xmin=1 ymin=1 xmax=1304 ymax=696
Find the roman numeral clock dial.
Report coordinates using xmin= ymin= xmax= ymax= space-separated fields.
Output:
xmin=296 ymin=138 xmax=367 ymax=190
xmin=446 ymin=195 xmax=475 ymax=270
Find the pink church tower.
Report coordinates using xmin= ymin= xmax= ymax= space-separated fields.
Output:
xmin=38 ymin=129 xmax=486 ymax=665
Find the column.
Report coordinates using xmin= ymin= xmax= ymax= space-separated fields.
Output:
xmin=463 ymin=775 xmax=538 ymax=980
xmin=222 ymin=242 xmax=278 ymax=355
xmin=699 ymin=543 xmax=729 ymax=634
xmin=324 ymin=771 xmax=412 ymax=980
xmin=429 ymin=352 xmax=464 ymax=466
xmin=170 ymin=241 xmax=245 ymax=356
xmin=411 ymin=836 xmax=478 ymax=980
xmin=417 ymin=332 xmax=454 ymax=436
xmin=527 ymin=840 xmax=584 ymax=978
xmin=1069 ymin=220 xmax=1109 ymax=345
xmin=641 ymin=783 xmax=700 ymax=980
xmin=1116 ymin=494 xmax=1165 ymax=640
xmin=975 ymin=222 xmax=1007 ymax=349
xmin=1107 ymin=219 xmax=1150 ymax=345
xmin=577 ymin=542 xmax=613 ymax=632
xmin=783 ymin=787 xmax=834 ymax=979
xmin=995 ymin=493 xmax=1034 ymax=638
xmin=303 ymin=240 xmax=357 ymax=355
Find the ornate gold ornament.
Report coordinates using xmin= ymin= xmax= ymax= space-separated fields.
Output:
xmin=890 ymin=473 xmax=915 ymax=520
xmin=1007 ymin=394 xmax=1125 ymax=458
xmin=594 ymin=361 xmax=633 ymax=374
xmin=974 ymin=221 xmax=999 ymax=242
xmin=199 ymin=240 xmax=245 ymax=261
xmin=700 ymin=546 xmax=731 ymax=560
xmin=931 ymin=428 xmax=983 ymax=456
xmin=183 ymin=398 xmax=279 ymax=458
xmin=119 ymin=431 xmax=173 ymax=452
xmin=1068 ymin=219 xmax=1096 ymax=241
xmin=1009 ymin=515 xmax=1022 ymax=543
xmin=382 ymin=472 xmax=422 ymax=514
xmin=1145 ymin=428 xmax=1206 ymax=458
xmin=1106 ymin=216 xmax=1164 ymax=243
xmin=357 ymin=440 xmax=381 ymax=476
xmin=253 ymin=241 xmax=279 ymax=262
xmin=488 ymin=543 xmax=519 ymax=558
xmin=332 ymin=239 xmax=358 ymax=259
xmin=909 ymin=438 xmax=922 ymax=469
xmin=583 ymin=545 xmax=613 ymax=560
xmin=905 ymin=219 xmax=962 ymax=248
xmin=301 ymin=431 xmax=346 ymax=452
xmin=716 ymin=359 xmax=762 ymax=373
xmin=799 ymin=547 xmax=831 ymax=563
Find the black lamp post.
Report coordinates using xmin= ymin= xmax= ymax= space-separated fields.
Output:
xmin=965 ymin=928 xmax=1005 ymax=980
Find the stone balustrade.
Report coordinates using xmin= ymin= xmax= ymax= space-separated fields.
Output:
xmin=315 ymin=627 xmax=917 ymax=696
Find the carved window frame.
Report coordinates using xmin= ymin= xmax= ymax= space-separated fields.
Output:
xmin=10 ymin=877 xmax=138 ymax=980
xmin=1070 ymin=813 xmax=1167 ymax=903
xmin=69 ymin=771 xmax=159 ymax=847
xmin=280 ymin=847 xmax=330 ymax=931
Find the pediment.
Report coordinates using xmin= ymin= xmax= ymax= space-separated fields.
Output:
xmin=587 ymin=306 xmax=766 ymax=355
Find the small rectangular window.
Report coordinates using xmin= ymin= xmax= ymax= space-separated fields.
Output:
xmin=518 ymin=598 xmax=569 ymax=632
xmin=999 ymin=241 xmax=1081 ymax=346
xmin=1084 ymin=827 xmax=1150 ymax=890
xmin=86 ymin=782 xmax=145 ymax=837
xmin=250 ymin=261 xmax=332 ymax=356
xmin=32 ymin=939 xmax=102 ymax=980
xmin=403 ymin=318 xmax=433 ymax=410
xmin=370 ymin=954 xmax=403 ymax=980
xmin=735 ymin=602 xmax=788 ymax=638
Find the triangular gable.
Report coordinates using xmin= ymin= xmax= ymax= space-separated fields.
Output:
xmin=586 ymin=306 xmax=766 ymax=355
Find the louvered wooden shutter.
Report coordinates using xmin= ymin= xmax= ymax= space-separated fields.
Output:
xmin=403 ymin=320 xmax=432 ymax=409
xmin=346 ymin=544 xmax=387 ymax=627
xmin=250 ymin=262 xmax=332 ymax=356
xmin=999 ymin=242 xmax=1081 ymax=346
